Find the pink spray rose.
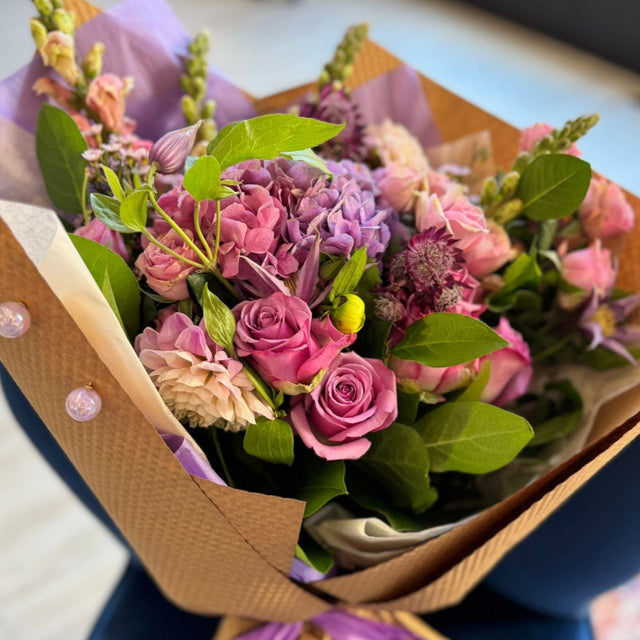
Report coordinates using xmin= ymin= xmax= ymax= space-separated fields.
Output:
xmin=373 ymin=162 xmax=422 ymax=212
xmin=233 ymin=292 xmax=356 ymax=394
xmin=519 ymin=122 xmax=581 ymax=157
xmin=290 ymin=352 xmax=397 ymax=461
xmin=135 ymin=229 xmax=200 ymax=301
xmin=578 ymin=176 xmax=634 ymax=239
xmin=560 ymin=240 xmax=616 ymax=308
xmin=415 ymin=190 xmax=488 ymax=253
xmin=464 ymin=219 xmax=513 ymax=278
xmin=74 ymin=218 xmax=128 ymax=261
xmin=86 ymin=73 xmax=133 ymax=133
xmin=481 ymin=317 xmax=532 ymax=407
xmin=136 ymin=313 xmax=273 ymax=430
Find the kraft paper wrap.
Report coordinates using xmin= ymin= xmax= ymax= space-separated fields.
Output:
xmin=1 ymin=0 xmax=639 ymax=625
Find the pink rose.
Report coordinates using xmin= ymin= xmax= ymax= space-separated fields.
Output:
xmin=519 ymin=123 xmax=581 ymax=157
xmin=233 ymin=292 xmax=355 ymax=393
xmin=560 ymin=240 xmax=616 ymax=308
xmin=389 ymin=357 xmax=478 ymax=400
xmin=86 ymin=73 xmax=133 ymax=133
xmin=578 ymin=176 xmax=634 ymax=239
xmin=415 ymin=190 xmax=488 ymax=253
xmin=481 ymin=318 xmax=532 ymax=407
xmin=290 ymin=352 xmax=397 ymax=460
xmin=135 ymin=229 xmax=200 ymax=301
xmin=464 ymin=219 xmax=513 ymax=278
xmin=373 ymin=162 xmax=422 ymax=212
xmin=74 ymin=218 xmax=128 ymax=261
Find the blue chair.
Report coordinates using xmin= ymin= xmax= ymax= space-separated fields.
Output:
xmin=5 ymin=363 xmax=637 ymax=639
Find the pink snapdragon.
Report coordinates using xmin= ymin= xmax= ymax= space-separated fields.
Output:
xmin=86 ymin=73 xmax=134 ymax=133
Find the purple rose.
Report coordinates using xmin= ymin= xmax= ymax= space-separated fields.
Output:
xmin=233 ymin=292 xmax=355 ymax=393
xmin=290 ymin=352 xmax=397 ymax=461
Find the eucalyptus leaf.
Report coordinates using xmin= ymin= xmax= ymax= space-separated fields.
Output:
xmin=183 ymin=155 xmax=222 ymax=202
xmin=202 ymin=284 xmax=236 ymax=354
xmin=356 ymin=423 xmax=436 ymax=513
xmin=414 ymin=401 xmax=533 ymax=474
xmin=243 ymin=418 xmax=294 ymax=465
xmin=101 ymin=164 xmax=125 ymax=201
xmin=517 ymin=154 xmax=591 ymax=221
xmin=329 ymin=247 xmax=367 ymax=302
xmin=90 ymin=193 xmax=133 ymax=233
xmin=36 ymin=105 xmax=88 ymax=213
xmin=119 ymin=190 xmax=149 ymax=232
xmin=391 ymin=313 xmax=508 ymax=367
xmin=69 ymin=235 xmax=140 ymax=339
xmin=207 ymin=114 xmax=344 ymax=170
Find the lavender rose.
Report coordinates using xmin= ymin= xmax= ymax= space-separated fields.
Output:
xmin=233 ymin=292 xmax=355 ymax=394
xmin=290 ymin=352 xmax=397 ymax=461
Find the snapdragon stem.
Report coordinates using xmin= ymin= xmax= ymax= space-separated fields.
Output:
xmin=141 ymin=228 xmax=205 ymax=269
xmin=193 ymin=201 xmax=214 ymax=262
xmin=211 ymin=428 xmax=236 ymax=488
xmin=212 ymin=199 xmax=222 ymax=266
xmin=81 ymin=168 xmax=90 ymax=225
xmin=148 ymin=192 xmax=211 ymax=266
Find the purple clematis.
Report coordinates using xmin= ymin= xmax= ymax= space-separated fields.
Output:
xmin=579 ymin=289 xmax=640 ymax=365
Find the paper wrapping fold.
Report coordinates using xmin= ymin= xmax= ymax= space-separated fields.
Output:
xmin=1 ymin=0 xmax=640 ymax=622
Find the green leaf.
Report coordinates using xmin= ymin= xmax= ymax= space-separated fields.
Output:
xmin=90 ymin=193 xmax=134 ymax=233
xmin=414 ymin=402 xmax=533 ymax=474
xmin=36 ymin=105 xmax=88 ymax=213
xmin=291 ymin=448 xmax=347 ymax=517
xmin=202 ymin=284 xmax=236 ymax=354
xmin=187 ymin=272 xmax=237 ymax=308
xmin=457 ymin=360 xmax=491 ymax=403
xmin=243 ymin=418 xmax=294 ymax=465
xmin=295 ymin=537 xmax=334 ymax=575
xmin=391 ymin=313 xmax=508 ymax=367
xmin=119 ymin=190 xmax=149 ymax=232
xmin=183 ymin=155 xmax=222 ymax=202
xmin=517 ymin=154 xmax=592 ymax=221
xmin=100 ymin=165 xmax=125 ymax=201
xmin=356 ymin=423 xmax=436 ymax=513
xmin=487 ymin=253 xmax=541 ymax=312
xmin=396 ymin=388 xmax=421 ymax=425
xmin=528 ymin=411 xmax=582 ymax=447
xmin=329 ymin=247 xmax=367 ymax=302
xmin=207 ymin=114 xmax=344 ymax=170
xmin=69 ymin=235 xmax=140 ymax=339
xmin=282 ymin=148 xmax=332 ymax=175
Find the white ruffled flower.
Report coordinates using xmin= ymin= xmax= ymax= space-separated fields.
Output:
xmin=136 ymin=313 xmax=273 ymax=430
xmin=364 ymin=118 xmax=431 ymax=174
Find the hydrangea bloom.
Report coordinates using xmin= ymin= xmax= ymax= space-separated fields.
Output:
xmin=136 ymin=313 xmax=273 ymax=430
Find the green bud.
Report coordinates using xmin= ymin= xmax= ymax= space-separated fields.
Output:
xmin=82 ymin=41 xmax=104 ymax=79
xmin=330 ymin=294 xmax=366 ymax=334
xmin=181 ymin=95 xmax=199 ymax=125
xmin=51 ymin=0 xmax=63 ymax=8
xmin=191 ymin=76 xmax=206 ymax=102
xmin=480 ymin=176 xmax=498 ymax=206
xmin=30 ymin=18 xmax=48 ymax=50
xmin=52 ymin=8 xmax=75 ymax=35
xmin=201 ymin=99 xmax=216 ymax=120
xmin=198 ymin=119 xmax=217 ymax=143
xmin=493 ymin=198 xmax=523 ymax=225
xmin=34 ymin=0 xmax=54 ymax=17
xmin=499 ymin=171 xmax=520 ymax=199
xmin=180 ymin=74 xmax=192 ymax=95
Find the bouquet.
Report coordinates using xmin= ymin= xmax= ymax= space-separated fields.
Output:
xmin=2 ymin=0 xmax=640 ymax=637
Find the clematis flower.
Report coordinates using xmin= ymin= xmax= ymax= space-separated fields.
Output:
xmin=149 ymin=121 xmax=201 ymax=174
xmin=136 ymin=313 xmax=273 ymax=430
xmin=579 ymin=291 xmax=640 ymax=365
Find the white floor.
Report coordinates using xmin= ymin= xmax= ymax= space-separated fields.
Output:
xmin=2 ymin=0 xmax=640 ymax=637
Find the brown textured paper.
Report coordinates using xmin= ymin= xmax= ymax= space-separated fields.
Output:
xmin=0 ymin=0 xmax=638 ymax=623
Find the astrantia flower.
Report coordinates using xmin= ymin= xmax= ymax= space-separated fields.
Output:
xmin=364 ymin=118 xmax=430 ymax=174
xmin=136 ymin=313 xmax=273 ymax=430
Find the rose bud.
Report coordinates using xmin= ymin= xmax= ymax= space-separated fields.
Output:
xmin=330 ymin=294 xmax=366 ymax=334
xmin=149 ymin=121 xmax=202 ymax=174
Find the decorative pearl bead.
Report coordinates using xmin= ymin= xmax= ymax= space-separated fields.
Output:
xmin=0 ymin=301 xmax=31 ymax=338
xmin=66 ymin=386 xmax=102 ymax=422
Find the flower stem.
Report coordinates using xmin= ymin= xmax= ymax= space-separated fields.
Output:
xmin=193 ymin=201 xmax=214 ymax=262
xmin=212 ymin=199 xmax=222 ymax=266
xmin=242 ymin=362 xmax=278 ymax=411
xmin=211 ymin=428 xmax=236 ymax=488
xmin=148 ymin=192 xmax=211 ymax=266
xmin=141 ymin=228 xmax=205 ymax=269
xmin=81 ymin=168 xmax=90 ymax=225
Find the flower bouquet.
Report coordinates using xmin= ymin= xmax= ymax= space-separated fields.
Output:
xmin=2 ymin=0 xmax=640 ymax=637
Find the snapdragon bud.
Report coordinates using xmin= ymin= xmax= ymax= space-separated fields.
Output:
xmin=201 ymin=99 xmax=216 ymax=120
xmin=493 ymin=198 xmax=523 ymax=225
xmin=52 ymin=8 xmax=75 ymax=35
xmin=499 ymin=171 xmax=520 ymax=199
xmin=480 ymin=176 xmax=498 ymax=206
xmin=34 ymin=0 xmax=54 ymax=16
xmin=30 ymin=18 xmax=48 ymax=50
xmin=181 ymin=95 xmax=199 ymax=125
xmin=331 ymin=294 xmax=366 ymax=334
xmin=149 ymin=121 xmax=202 ymax=174
xmin=82 ymin=41 xmax=105 ymax=79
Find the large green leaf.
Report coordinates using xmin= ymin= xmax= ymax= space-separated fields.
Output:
xmin=69 ymin=235 xmax=140 ymax=339
xmin=390 ymin=313 xmax=508 ymax=367
xmin=517 ymin=154 xmax=591 ymax=221
xmin=202 ymin=284 xmax=236 ymax=354
xmin=207 ymin=114 xmax=344 ymax=170
xmin=183 ymin=155 xmax=222 ymax=202
xmin=36 ymin=105 xmax=88 ymax=213
xmin=243 ymin=418 xmax=294 ymax=466
xmin=356 ymin=423 xmax=436 ymax=513
xmin=414 ymin=401 xmax=533 ymax=474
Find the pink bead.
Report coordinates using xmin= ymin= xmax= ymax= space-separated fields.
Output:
xmin=65 ymin=386 xmax=102 ymax=422
xmin=0 ymin=301 xmax=31 ymax=338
